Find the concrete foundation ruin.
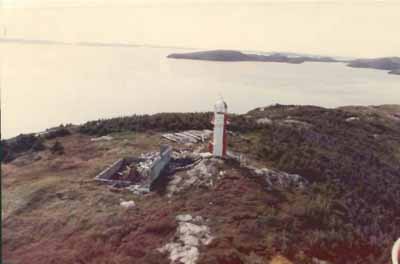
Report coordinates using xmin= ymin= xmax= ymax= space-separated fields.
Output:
xmin=95 ymin=145 xmax=173 ymax=190
xmin=94 ymin=144 xmax=206 ymax=194
xmin=95 ymin=127 xmax=307 ymax=196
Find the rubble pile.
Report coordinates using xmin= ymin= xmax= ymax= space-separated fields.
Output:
xmin=167 ymin=151 xmax=202 ymax=173
xmin=187 ymin=159 xmax=220 ymax=184
xmin=114 ymin=151 xmax=168 ymax=192
xmin=162 ymin=130 xmax=213 ymax=144
xmin=136 ymin=151 xmax=161 ymax=178
xmin=159 ymin=214 xmax=213 ymax=264
xmin=109 ymin=161 xmax=142 ymax=183
xmin=95 ymin=151 xmax=166 ymax=189
xmin=126 ymin=150 xmax=205 ymax=195
xmin=166 ymin=158 xmax=220 ymax=197
xmin=96 ymin=147 xmax=210 ymax=195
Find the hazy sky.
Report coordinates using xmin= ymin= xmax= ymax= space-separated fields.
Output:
xmin=1 ymin=0 xmax=400 ymax=57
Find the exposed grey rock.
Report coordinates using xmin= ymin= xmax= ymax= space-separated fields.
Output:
xmin=345 ymin=116 xmax=360 ymax=122
xmin=90 ymin=135 xmax=113 ymax=141
xmin=159 ymin=214 xmax=213 ymax=264
xmin=256 ymin=117 xmax=273 ymax=124
xmin=250 ymin=166 xmax=307 ymax=189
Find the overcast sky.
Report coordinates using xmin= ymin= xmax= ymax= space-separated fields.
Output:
xmin=1 ymin=0 xmax=399 ymax=57
xmin=3 ymin=0 xmax=399 ymax=7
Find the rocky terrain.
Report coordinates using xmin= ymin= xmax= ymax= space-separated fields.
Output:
xmin=2 ymin=104 xmax=400 ymax=264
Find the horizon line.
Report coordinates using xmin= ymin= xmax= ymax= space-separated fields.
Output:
xmin=0 ymin=37 xmax=364 ymax=59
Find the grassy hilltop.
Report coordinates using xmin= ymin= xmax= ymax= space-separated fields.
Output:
xmin=2 ymin=104 xmax=400 ymax=264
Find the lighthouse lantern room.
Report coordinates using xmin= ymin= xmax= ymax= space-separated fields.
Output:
xmin=210 ymin=97 xmax=228 ymax=157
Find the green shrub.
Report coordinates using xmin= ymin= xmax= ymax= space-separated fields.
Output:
xmin=50 ymin=141 xmax=64 ymax=155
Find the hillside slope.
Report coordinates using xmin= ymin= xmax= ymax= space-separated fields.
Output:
xmin=2 ymin=105 xmax=400 ymax=264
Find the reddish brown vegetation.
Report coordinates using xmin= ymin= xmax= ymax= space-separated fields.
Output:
xmin=3 ymin=105 xmax=400 ymax=264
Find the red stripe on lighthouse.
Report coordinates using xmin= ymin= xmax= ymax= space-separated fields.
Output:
xmin=222 ymin=113 xmax=228 ymax=156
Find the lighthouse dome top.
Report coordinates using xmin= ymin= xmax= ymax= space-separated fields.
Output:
xmin=214 ymin=97 xmax=228 ymax=113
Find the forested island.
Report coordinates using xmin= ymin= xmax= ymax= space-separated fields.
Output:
xmin=347 ymin=57 xmax=400 ymax=75
xmin=168 ymin=50 xmax=400 ymax=75
xmin=167 ymin=50 xmax=338 ymax=64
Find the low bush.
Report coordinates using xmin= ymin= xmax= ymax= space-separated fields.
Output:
xmin=78 ymin=112 xmax=264 ymax=136
xmin=1 ymin=134 xmax=45 ymax=163
xmin=50 ymin=141 xmax=65 ymax=155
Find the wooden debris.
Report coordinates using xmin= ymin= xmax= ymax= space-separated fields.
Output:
xmin=162 ymin=130 xmax=212 ymax=144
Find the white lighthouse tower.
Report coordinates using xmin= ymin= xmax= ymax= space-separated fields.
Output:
xmin=393 ymin=238 xmax=400 ymax=264
xmin=209 ymin=97 xmax=228 ymax=157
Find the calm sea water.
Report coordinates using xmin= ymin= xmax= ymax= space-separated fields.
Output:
xmin=1 ymin=43 xmax=399 ymax=139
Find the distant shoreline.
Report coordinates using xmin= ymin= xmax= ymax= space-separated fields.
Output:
xmin=0 ymin=37 xmax=196 ymax=50
xmin=168 ymin=49 xmax=342 ymax=64
xmin=3 ymin=38 xmax=399 ymax=75
xmin=168 ymin=50 xmax=400 ymax=75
